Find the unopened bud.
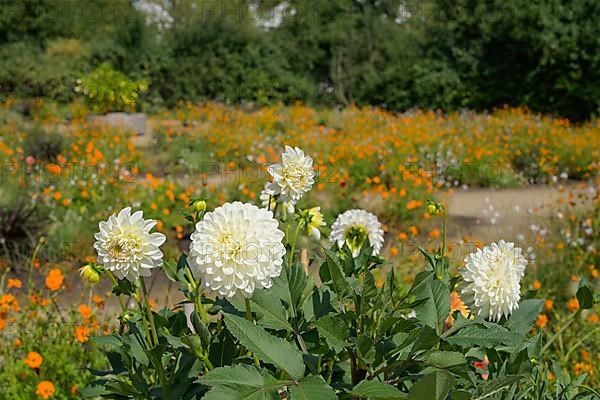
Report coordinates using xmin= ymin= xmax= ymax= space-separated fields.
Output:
xmin=192 ymin=200 xmax=207 ymax=212
xmin=79 ymin=264 xmax=101 ymax=285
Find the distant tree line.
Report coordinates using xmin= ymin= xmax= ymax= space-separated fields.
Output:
xmin=1 ymin=0 xmax=598 ymax=120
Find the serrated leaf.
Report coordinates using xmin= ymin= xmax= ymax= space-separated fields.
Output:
xmin=251 ymin=289 xmax=293 ymax=331
xmin=505 ymin=299 xmax=544 ymax=336
xmin=350 ymin=380 xmax=406 ymax=399
xmin=425 ymin=351 xmax=467 ymax=369
xmin=323 ymin=249 xmax=353 ymax=300
xmin=224 ymin=314 xmax=305 ymax=379
xmin=413 ymin=279 xmax=450 ymax=335
xmin=407 ymin=371 xmax=455 ymax=400
xmin=445 ymin=324 xmax=520 ymax=348
xmin=288 ymin=376 xmax=337 ymax=400
xmin=201 ymin=365 xmax=265 ymax=387
xmin=316 ymin=314 xmax=348 ymax=353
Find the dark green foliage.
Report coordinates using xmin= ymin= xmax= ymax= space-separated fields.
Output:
xmin=23 ymin=126 xmax=64 ymax=162
xmin=1 ymin=0 xmax=599 ymax=119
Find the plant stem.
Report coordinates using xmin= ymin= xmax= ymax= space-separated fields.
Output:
xmin=107 ymin=272 xmax=127 ymax=313
xmin=542 ymin=311 xmax=578 ymax=353
xmin=245 ymin=298 xmax=253 ymax=322
xmin=563 ymin=326 xmax=600 ymax=362
xmin=28 ymin=237 xmax=44 ymax=293
xmin=442 ymin=211 xmax=447 ymax=258
xmin=290 ymin=222 xmax=302 ymax=261
xmin=140 ymin=278 xmax=159 ymax=347
xmin=244 ymin=298 xmax=261 ymax=367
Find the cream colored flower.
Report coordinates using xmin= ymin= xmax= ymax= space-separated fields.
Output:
xmin=267 ymin=146 xmax=315 ymax=203
xmin=259 ymin=182 xmax=294 ymax=214
xmin=299 ymin=207 xmax=326 ymax=240
xmin=188 ymin=202 xmax=285 ymax=299
xmin=460 ymin=240 xmax=527 ymax=322
xmin=94 ymin=207 xmax=166 ymax=281
xmin=330 ymin=209 xmax=384 ymax=257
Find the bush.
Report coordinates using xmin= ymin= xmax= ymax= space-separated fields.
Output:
xmin=75 ymin=63 xmax=148 ymax=114
xmin=23 ymin=126 xmax=65 ymax=162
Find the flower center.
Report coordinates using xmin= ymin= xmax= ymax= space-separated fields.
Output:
xmin=107 ymin=234 xmax=142 ymax=260
xmin=345 ymin=225 xmax=368 ymax=255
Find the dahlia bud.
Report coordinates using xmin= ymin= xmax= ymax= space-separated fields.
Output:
xmin=79 ymin=264 xmax=101 ymax=285
xmin=427 ymin=200 xmax=444 ymax=215
xmin=192 ymin=200 xmax=207 ymax=212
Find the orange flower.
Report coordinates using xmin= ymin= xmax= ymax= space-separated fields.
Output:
xmin=567 ymin=298 xmax=580 ymax=312
xmin=588 ymin=313 xmax=599 ymax=324
xmin=45 ymin=269 xmax=64 ymax=291
xmin=24 ymin=351 xmax=43 ymax=369
xmin=428 ymin=228 xmax=441 ymax=238
xmin=78 ymin=304 xmax=92 ymax=320
xmin=7 ymin=278 xmax=22 ymax=289
xmin=446 ymin=292 xmax=470 ymax=328
xmin=14 ymin=337 xmax=22 ymax=347
xmin=544 ymin=299 xmax=554 ymax=311
xmin=390 ymin=247 xmax=399 ymax=257
xmin=532 ymin=280 xmax=542 ymax=290
xmin=75 ymin=325 xmax=91 ymax=343
xmin=398 ymin=232 xmax=408 ymax=241
xmin=536 ymin=314 xmax=548 ymax=328
xmin=36 ymin=380 xmax=55 ymax=399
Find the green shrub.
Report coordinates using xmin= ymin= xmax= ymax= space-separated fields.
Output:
xmin=75 ymin=63 xmax=148 ymax=114
xmin=23 ymin=126 xmax=65 ymax=162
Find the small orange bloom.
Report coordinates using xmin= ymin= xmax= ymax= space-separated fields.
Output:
xmin=390 ymin=247 xmax=399 ymax=257
xmin=75 ymin=325 xmax=91 ymax=343
xmin=567 ymin=298 xmax=580 ymax=312
xmin=428 ymin=228 xmax=441 ymax=238
xmin=588 ymin=313 xmax=599 ymax=324
xmin=36 ymin=380 xmax=55 ymax=399
xmin=7 ymin=278 xmax=22 ymax=289
xmin=532 ymin=280 xmax=542 ymax=290
xmin=14 ymin=337 xmax=22 ymax=347
xmin=45 ymin=269 xmax=64 ymax=291
xmin=24 ymin=351 xmax=43 ymax=369
xmin=78 ymin=304 xmax=92 ymax=320
xmin=544 ymin=299 xmax=554 ymax=311
xmin=398 ymin=232 xmax=408 ymax=241
xmin=536 ymin=314 xmax=548 ymax=329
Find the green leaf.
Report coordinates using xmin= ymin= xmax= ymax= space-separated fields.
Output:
xmin=316 ymin=314 xmax=348 ymax=353
xmin=445 ymin=324 xmax=520 ymax=348
xmin=407 ymin=371 xmax=455 ymax=400
xmin=201 ymin=365 xmax=265 ymax=387
xmin=271 ymin=262 xmax=309 ymax=317
xmin=323 ymin=249 xmax=354 ymax=300
xmin=449 ymin=390 xmax=472 ymax=400
xmin=203 ymin=385 xmax=280 ymax=400
xmin=505 ymin=299 xmax=544 ymax=336
xmin=288 ymin=376 xmax=337 ymax=400
xmin=251 ymin=289 xmax=294 ymax=331
xmin=224 ymin=314 xmax=305 ymax=379
xmin=576 ymin=278 xmax=594 ymax=309
xmin=350 ymin=380 xmax=406 ymax=399
xmin=425 ymin=351 xmax=467 ymax=369
xmin=413 ymin=279 xmax=450 ymax=335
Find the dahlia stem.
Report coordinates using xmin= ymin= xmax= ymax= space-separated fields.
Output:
xmin=290 ymin=223 xmax=302 ymax=262
xmin=442 ymin=211 xmax=447 ymax=258
xmin=107 ymin=272 xmax=127 ymax=313
xmin=140 ymin=278 xmax=159 ymax=347
xmin=245 ymin=298 xmax=253 ymax=322
xmin=244 ymin=298 xmax=261 ymax=367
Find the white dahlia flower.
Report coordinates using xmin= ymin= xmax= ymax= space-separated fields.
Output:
xmin=188 ymin=202 xmax=285 ymax=299
xmin=460 ymin=240 xmax=527 ymax=322
xmin=267 ymin=146 xmax=315 ymax=203
xmin=330 ymin=209 xmax=384 ymax=257
xmin=259 ymin=182 xmax=294 ymax=214
xmin=94 ymin=207 xmax=166 ymax=281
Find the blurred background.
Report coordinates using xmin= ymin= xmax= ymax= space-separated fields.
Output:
xmin=1 ymin=0 xmax=599 ymax=120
